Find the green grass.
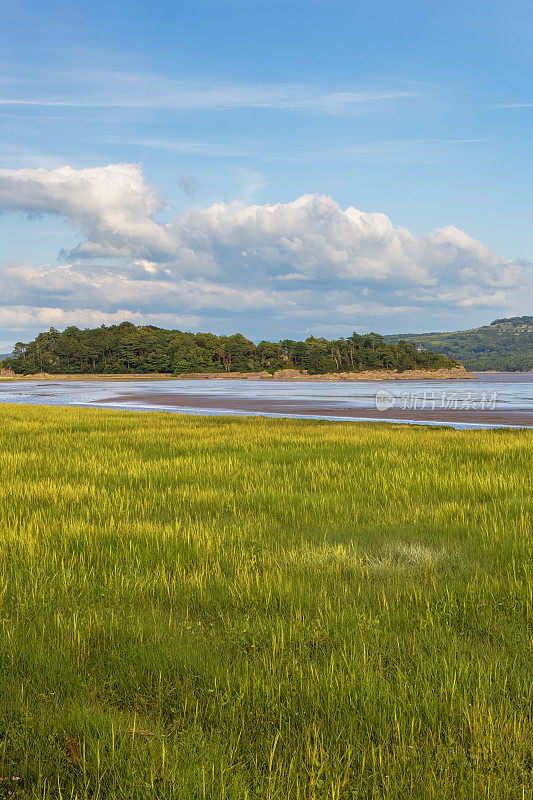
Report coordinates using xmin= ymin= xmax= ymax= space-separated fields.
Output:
xmin=0 ymin=404 xmax=531 ymax=799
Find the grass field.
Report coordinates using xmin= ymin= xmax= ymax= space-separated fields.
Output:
xmin=0 ymin=404 xmax=531 ymax=799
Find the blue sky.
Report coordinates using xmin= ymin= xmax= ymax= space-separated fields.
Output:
xmin=0 ymin=0 xmax=532 ymax=350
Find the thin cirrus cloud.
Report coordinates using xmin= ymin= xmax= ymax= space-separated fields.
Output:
xmin=493 ymin=102 xmax=533 ymax=108
xmin=0 ymin=162 xmax=529 ymax=342
xmin=100 ymin=136 xmax=491 ymax=163
xmin=0 ymin=70 xmax=420 ymax=114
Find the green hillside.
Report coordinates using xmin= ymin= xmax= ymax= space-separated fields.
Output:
xmin=385 ymin=316 xmax=533 ymax=371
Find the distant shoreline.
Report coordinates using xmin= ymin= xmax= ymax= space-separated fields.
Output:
xmin=473 ymin=370 xmax=533 ymax=374
xmin=0 ymin=367 xmax=472 ymax=382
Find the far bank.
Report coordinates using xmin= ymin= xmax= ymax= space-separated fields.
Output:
xmin=0 ymin=366 xmax=472 ymax=382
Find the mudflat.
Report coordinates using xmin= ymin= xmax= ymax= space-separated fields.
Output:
xmin=97 ymin=389 xmax=532 ymax=427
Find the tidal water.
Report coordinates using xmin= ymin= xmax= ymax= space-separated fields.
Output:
xmin=0 ymin=373 xmax=533 ymax=428
xmin=0 ymin=373 xmax=531 ymax=429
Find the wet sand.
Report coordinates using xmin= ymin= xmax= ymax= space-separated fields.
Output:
xmin=97 ymin=390 xmax=533 ymax=427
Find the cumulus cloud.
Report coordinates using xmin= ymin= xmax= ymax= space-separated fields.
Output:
xmin=0 ymin=163 xmax=522 ymax=288
xmin=0 ymin=162 xmax=530 ymax=345
xmin=0 ymin=305 xmax=199 ymax=331
xmin=0 ymin=163 xmax=175 ymax=259
xmin=0 ymin=260 xmax=294 ymax=313
xmin=168 ymin=195 xmax=522 ymax=296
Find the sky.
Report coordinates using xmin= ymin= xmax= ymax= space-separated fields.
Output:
xmin=0 ymin=0 xmax=532 ymax=351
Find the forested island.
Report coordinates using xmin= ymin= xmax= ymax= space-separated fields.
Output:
xmin=0 ymin=322 xmax=459 ymax=375
xmin=385 ymin=316 xmax=533 ymax=371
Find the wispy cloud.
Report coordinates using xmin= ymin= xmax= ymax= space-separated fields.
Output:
xmin=96 ymin=135 xmax=490 ymax=164
xmin=332 ymin=137 xmax=492 ymax=163
xmin=494 ymin=102 xmax=533 ymax=109
xmin=177 ymin=175 xmax=199 ymax=199
xmin=0 ymin=69 xmax=420 ymax=115
xmin=107 ymin=137 xmax=256 ymax=157
xmin=346 ymin=138 xmax=491 ymax=147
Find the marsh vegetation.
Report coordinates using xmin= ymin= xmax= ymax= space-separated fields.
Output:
xmin=0 ymin=405 xmax=531 ymax=798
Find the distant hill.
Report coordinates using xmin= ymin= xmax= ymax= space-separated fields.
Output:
xmin=385 ymin=316 xmax=533 ymax=371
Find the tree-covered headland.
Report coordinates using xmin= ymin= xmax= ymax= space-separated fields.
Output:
xmin=1 ymin=322 xmax=459 ymax=375
xmin=385 ymin=316 xmax=533 ymax=372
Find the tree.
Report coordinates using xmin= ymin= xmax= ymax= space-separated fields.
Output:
xmin=4 ymin=323 xmax=460 ymax=376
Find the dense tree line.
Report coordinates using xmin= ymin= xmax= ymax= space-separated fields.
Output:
xmin=1 ymin=322 xmax=459 ymax=375
xmin=385 ymin=316 xmax=533 ymax=372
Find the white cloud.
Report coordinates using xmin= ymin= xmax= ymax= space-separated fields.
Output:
xmin=0 ymin=260 xmax=296 ymax=314
xmin=0 ymin=305 xmax=199 ymax=331
xmin=0 ymin=163 xmax=519 ymax=290
xmin=0 ymin=162 xmax=530 ymax=345
xmin=0 ymin=163 xmax=177 ymax=259
xmin=164 ymin=194 xmax=524 ymax=296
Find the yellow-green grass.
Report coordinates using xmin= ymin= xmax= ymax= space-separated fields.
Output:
xmin=0 ymin=404 xmax=531 ymax=799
